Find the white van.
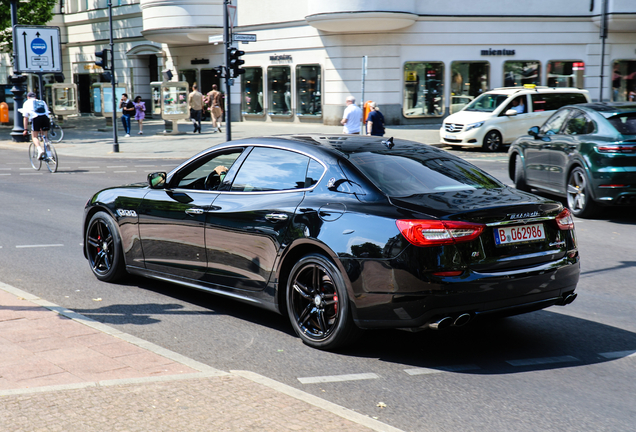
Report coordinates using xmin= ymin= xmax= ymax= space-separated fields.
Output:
xmin=440 ymin=86 xmax=590 ymax=151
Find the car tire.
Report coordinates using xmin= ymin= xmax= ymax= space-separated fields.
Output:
xmin=286 ymin=254 xmax=360 ymax=350
xmin=482 ymin=130 xmax=502 ymax=152
xmin=513 ymin=153 xmax=530 ymax=192
xmin=85 ymin=211 xmax=127 ymax=282
xmin=566 ymin=167 xmax=598 ymax=218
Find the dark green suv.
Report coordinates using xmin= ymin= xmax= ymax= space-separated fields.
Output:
xmin=508 ymin=102 xmax=636 ymax=218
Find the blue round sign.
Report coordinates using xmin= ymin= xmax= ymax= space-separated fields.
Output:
xmin=31 ymin=38 xmax=47 ymax=55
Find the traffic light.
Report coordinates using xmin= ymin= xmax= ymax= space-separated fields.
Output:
xmin=229 ymin=48 xmax=245 ymax=77
xmin=95 ymin=49 xmax=111 ymax=70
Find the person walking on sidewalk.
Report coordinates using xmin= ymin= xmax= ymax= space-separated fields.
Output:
xmin=341 ymin=95 xmax=362 ymax=134
xmin=119 ymin=93 xmax=135 ymax=137
xmin=189 ymin=84 xmax=203 ymax=133
xmin=207 ymin=84 xmax=223 ymax=133
xmin=133 ymin=96 xmax=146 ymax=135
xmin=365 ymin=101 xmax=385 ymax=137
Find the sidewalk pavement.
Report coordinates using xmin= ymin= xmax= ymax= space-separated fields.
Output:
xmin=0 ymin=115 xmax=443 ymax=161
xmin=0 ymin=282 xmax=405 ymax=432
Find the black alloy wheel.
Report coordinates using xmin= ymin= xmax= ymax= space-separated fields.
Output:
xmin=482 ymin=130 xmax=502 ymax=152
xmin=514 ymin=153 xmax=530 ymax=191
xmin=286 ymin=254 xmax=359 ymax=350
xmin=85 ymin=211 xmax=126 ymax=282
xmin=566 ymin=167 xmax=598 ymax=218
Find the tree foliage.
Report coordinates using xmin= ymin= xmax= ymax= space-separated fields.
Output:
xmin=1 ymin=0 xmax=57 ymax=55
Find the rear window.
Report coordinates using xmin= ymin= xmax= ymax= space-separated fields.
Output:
xmin=531 ymin=93 xmax=587 ymax=112
xmin=607 ymin=113 xmax=636 ymax=135
xmin=463 ymin=93 xmax=509 ymax=113
xmin=348 ymin=151 xmax=503 ymax=197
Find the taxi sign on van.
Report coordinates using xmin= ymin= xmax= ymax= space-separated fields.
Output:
xmin=523 ymin=84 xmax=537 ymax=89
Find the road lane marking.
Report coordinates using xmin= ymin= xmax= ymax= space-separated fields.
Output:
xmin=19 ymin=173 xmax=44 ymax=176
xmin=16 ymin=244 xmax=65 ymax=249
xmin=107 ymin=165 xmax=128 ymax=168
xmin=404 ymin=364 xmax=480 ymax=375
xmin=297 ymin=372 xmax=379 ymax=384
xmin=114 ymin=170 xmax=137 ymax=173
xmin=80 ymin=171 xmax=107 ymax=174
xmin=599 ymin=350 xmax=636 ymax=359
xmin=506 ymin=355 xmax=579 ymax=367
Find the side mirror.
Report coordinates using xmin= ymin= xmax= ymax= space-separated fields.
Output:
xmin=528 ymin=126 xmax=540 ymax=138
xmin=148 ymin=172 xmax=167 ymax=189
xmin=504 ymin=109 xmax=518 ymax=116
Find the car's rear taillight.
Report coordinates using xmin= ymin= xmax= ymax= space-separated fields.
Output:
xmin=596 ymin=144 xmax=636 ymax=154
xmin=555 ymin=208 xmax=574 ymax=230
xmin=396 ymin=220 xmax=485 ymax=247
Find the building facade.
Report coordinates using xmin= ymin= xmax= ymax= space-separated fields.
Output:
xmin=2 ymin=0 xmax=635 ymax=125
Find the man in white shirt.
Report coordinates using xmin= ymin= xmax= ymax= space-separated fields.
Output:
xmin=341 ymin=95 xmax=362 ymax=134
xmin=21 ymin=92 xmax=51 ymax=159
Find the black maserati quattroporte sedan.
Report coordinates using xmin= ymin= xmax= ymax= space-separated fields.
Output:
xmin=83 ymin=135 xmax=580 ymax=349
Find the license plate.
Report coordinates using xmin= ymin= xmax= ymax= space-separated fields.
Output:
xmin=494 ymin=223 xmax=545 ymax=246
xmin=444 ymin=134 xmax=455 ymax=140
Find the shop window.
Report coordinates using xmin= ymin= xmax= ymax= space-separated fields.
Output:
xmin=403 ymin=62 xmax=444 ymax=117
xmin=296 ymin=65 xmax=322 ymax=117
xmin=504 ymin=61 xmax=541 ymax=87
xmin=547 ymin=61 xmax=585 ymax=89
xmin=268 ymin=66 xmax=291 ymax=116
xmin=178 ymin=69 xmax=197 ymax=91
xmin=612 ymin=60 xmax=636 ymax=102
xmin=242 ymin=67 xmax=263 ymax=115
xmin=450 ymin=62 xmax=489 ymax=113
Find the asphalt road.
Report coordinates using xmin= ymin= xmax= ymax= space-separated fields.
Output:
xmin=1 ymin=147 xmax=635 ymax=432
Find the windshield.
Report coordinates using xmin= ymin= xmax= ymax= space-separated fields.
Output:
xmin=607 ymin=113 xmax=636 ymax=135
xmin=349 ymin=151 xmax=503 ymax=197
xmin=464 ymin=93 xmax=510 ymax=113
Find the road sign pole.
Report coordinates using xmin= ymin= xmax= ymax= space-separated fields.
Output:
xmin=224 ymin=0 xmax=232 ymax=142
xmin=9 ymin=0 xmax=27 ymax=142
xmin=108 ymin=0 xmax=118 ymax=152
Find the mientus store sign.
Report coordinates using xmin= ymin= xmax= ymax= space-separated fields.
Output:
xmin=481 ymin=48 xmax=516 ymax=56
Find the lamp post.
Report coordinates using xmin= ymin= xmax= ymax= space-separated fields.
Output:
xmin=9 ymin=0 xmax=28 ymax=142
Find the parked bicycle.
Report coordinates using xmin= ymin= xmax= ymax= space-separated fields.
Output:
xmin=29 ymin=133 xmax=58 ymax=173
xmin=48 ymin=117 xmax=64 ymax=143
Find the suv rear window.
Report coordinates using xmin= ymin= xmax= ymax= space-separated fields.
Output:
xmin=349 ymin=150 xmax=503 ymax=197
xmin=607 ymin=113 xmax=636 ymax=135
xmin=531 ymin=93 xmax=587 ymax=112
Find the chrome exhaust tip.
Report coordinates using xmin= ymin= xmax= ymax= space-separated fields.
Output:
xmin=453 ymin=313 xmax=471 ymax=327
xmin=429 ymin=316 xmax=453 ymax=330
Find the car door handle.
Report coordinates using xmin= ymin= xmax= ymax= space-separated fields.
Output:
xmin=265 ymin=213 xmax=288 ymax=222
xmin=185 ymin=208 xmax=205 ymax=215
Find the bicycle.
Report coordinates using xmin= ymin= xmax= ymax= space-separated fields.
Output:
xmin=48 ymin=117 xmax=64 ymax=143
xmin=28 ymin=132 xmax=58 ymax=173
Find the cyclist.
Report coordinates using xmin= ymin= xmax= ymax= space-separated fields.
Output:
xmin=21 ymin=92 xmax=51 ymax=160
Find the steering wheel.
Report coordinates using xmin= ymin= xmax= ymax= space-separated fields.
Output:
xmin=205 ymin=172 xmax=222 ymax=190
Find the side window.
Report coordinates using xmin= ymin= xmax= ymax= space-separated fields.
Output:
xmin=231 ymin=147 xmax=310 ymax=192
xmin=540 ymin=109 xmax=571 ymax=135
xmin=564 ymin=110 xmax=595 ymax=135
xmin=174 ymin=149 xmax=244 ymax=190
xmin=305 ymin=158 xmax=325 ymax=188
xmin=503 ymin=95 xmax=527 ymax=114
xmin=532 ymin=93 xmax=587 ymax=112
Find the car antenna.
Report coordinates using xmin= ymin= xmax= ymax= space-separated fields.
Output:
xmin=382 ymin=137 xmax=394 ymax=149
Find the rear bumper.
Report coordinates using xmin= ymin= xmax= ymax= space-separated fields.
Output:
xmin=348 ymin=257 xmax=580 ymax=330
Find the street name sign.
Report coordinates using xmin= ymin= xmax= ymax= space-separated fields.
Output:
xmin=232 ymin=33 xmax=257 ymax=43
xmin=14 ymin=25 xmax=62 ymax=74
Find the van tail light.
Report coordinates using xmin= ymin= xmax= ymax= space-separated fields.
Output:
xmin=396 ymin=220 xmax=485 ymax=247
xmin=555 ymin=208 xmax=574 ymax=230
